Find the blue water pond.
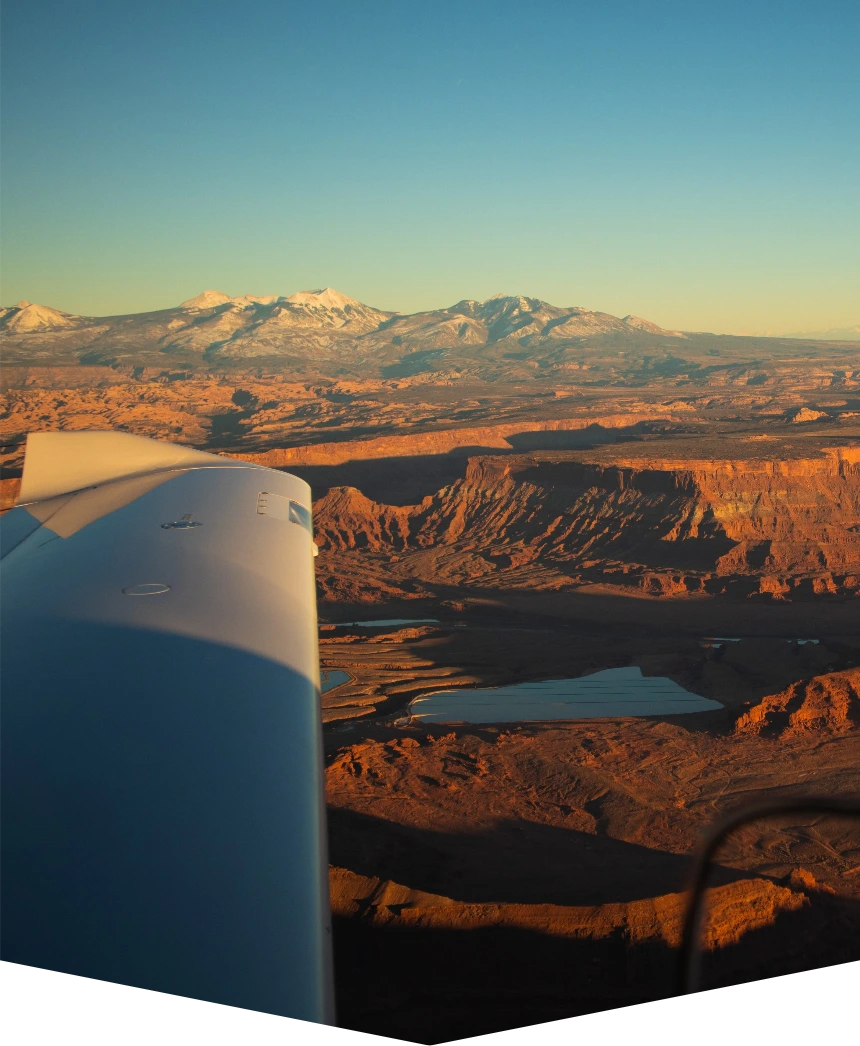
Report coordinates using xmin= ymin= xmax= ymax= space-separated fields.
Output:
xmin=407 ymin=666 xmax=722 ymax=724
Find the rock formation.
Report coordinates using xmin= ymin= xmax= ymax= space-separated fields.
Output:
xmin=735 ymin=667 xmax=860 ymax=736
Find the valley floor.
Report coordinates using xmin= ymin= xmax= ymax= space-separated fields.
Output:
xmin=321 ymin=612 xmax=860 ymax=1041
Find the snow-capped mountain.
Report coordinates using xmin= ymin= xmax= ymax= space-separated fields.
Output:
xmin=1 ymin=302 xmax=76 ymax=331
xmin=1 ymin=288 xmax=845 ymax=379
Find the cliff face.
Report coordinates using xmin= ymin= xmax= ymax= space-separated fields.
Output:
xmin=735 ymin=668 xmax=860 ymax=737
xmin=313 ymin=449 xmax=860 ymax=599
xmin=688 ymin=449 xmax=860 ymax=584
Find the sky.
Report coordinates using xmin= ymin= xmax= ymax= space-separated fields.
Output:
xmin=2 ymin=0 xmax=858 ymax=334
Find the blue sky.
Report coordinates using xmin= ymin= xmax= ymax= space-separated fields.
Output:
xmin=2 ymin=0 xmax=858 ymax=332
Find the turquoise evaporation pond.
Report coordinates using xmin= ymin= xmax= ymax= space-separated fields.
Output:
xmin=407 ymin=666 xmax=723 ymax=724
xmin=338 ymin=618 xmax=440 ymax=628
xmin=320 ymin=670 xmax=351 ymax=693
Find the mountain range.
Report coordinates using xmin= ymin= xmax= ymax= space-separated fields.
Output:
xmin=1 ymin=288 xmax=857 ymax=382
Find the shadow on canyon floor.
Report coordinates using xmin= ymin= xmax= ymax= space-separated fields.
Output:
xmin=326 ymin=807 xmax=742 ymax=907
xmin=282 ymin=422 xmax=664 ymax=504
xmin=286 ymin=452 xmax=479 ymax=505
xmin=333 ymin=891 xmax=860 ymax=1043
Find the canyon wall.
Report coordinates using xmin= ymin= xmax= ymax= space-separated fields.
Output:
xmin=313 ymin=449 xmax=860 ymax=599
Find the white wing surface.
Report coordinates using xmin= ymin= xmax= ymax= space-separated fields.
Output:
xmin=1 ymin=432 xmax=334 ymax=1023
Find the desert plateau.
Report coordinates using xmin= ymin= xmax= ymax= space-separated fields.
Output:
xmin=2 ymin=289 xmax=859 ymax=1040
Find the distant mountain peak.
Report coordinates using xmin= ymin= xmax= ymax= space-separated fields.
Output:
xmin=286 ymin=288 xmax=361 ymax=311
xmin=484 ymin=293 xmax=539 ymax=306
xmin=622 ymin=315 xmax=685 ymax=338
xmin=4 ymin=303 xmax=74 ymax=330
xmin=181 ymin=290 xmax=232 ymax=310
xmin=230 ymin=294 xmax=279 ymax=308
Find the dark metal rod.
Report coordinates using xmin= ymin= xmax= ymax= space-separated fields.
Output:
xmin=678 ymin=796 xmax=860 ymax=995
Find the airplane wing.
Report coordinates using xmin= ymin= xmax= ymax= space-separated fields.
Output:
xmin=1 ymin=431 xmax=334 ymax=1023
